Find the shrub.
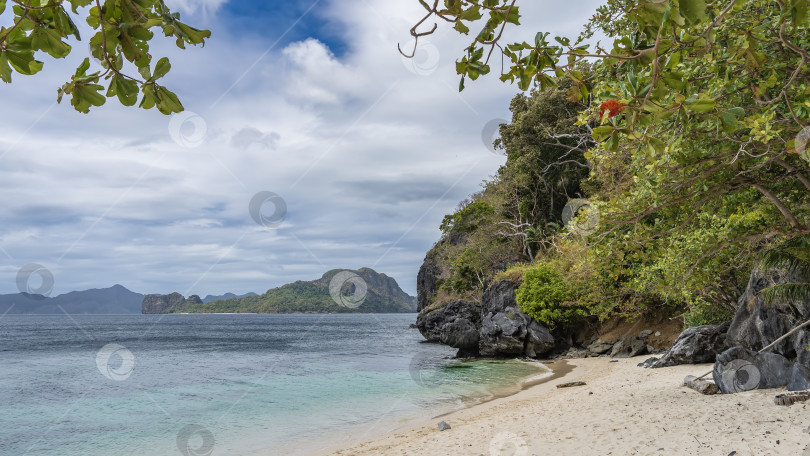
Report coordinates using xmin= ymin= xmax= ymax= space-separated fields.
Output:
xmin=516 ymin=262 xmax=586 ymax=328
xmin=683 ymin=298 xmax=734 ymax=327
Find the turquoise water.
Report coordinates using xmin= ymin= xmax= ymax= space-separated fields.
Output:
xmin=0 ymin=314 xmax=546 ymax=456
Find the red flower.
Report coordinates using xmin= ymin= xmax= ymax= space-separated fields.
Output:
xmin=599 ymin=100 xmax=626 ymax=118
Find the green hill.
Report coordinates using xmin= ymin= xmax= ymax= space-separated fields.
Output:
xmin=142 ymin=268 xmax=416 ymax=314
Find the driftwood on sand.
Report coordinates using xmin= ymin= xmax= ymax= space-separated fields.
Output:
xmin=684 ymin=375 xmax=720 ymax=395
xmin=774 ymin=390 xmax=810 ymax=406
xmin=556 ymin=381 xmax=587 ymax=388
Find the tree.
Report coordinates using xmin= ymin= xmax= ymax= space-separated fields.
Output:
xmin=406 ymin=0 xmax=810 ymax=317
xmin=0 ymin=0 xmax=210 ymax=113
xmin=760 ymin=234 xmax=810 ymax=304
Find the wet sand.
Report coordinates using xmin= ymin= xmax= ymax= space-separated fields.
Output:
xmin=310 ymin=357 xmax=810 ymax=456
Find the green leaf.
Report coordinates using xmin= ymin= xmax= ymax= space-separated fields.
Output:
xmin=31 ymin=27 xmax=72 ymax=59
xmin=647 ymin=137 xmax=666 ymax=155
xmin=458 ymin=5 xmax=481 ymax=21
xmin=720 ymin=111 xmax=738 ymax=134
xmin=453 ymin=21 xmax=470 ymax=34
xmin=593 ymin=125 xmax=614 ymax=142
xmin=107 ymin=75 xmax=139 ymax=106
xmin=72 ymin=83 xmax=106 ymax=113
xmin=791 ymin=0 xmax=808 ymax=25
xmin=685 ymin=97 xmax=716 ymax=113
xmin=68 ymin=0 xmax=92 ymax=13
xmin=174 ymin=22 xmax=211 ymax=46
xmin=661 ymin=71 xmax=685 ymax=90
xmin=4 ymin=49 xmax=43 ymax=75
xmin=152 ymin=57 xmax=171 ymax=80
xmin=0 ymin=53 xmax=12 ymax=82
xmin=153 ymin=84 xmax=184 ymax=114
xmin=677 ymin=0 xmax=708 ymax=24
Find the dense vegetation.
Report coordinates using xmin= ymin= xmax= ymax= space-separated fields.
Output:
xmin=417 ymin=0 xmax=810 ymax=329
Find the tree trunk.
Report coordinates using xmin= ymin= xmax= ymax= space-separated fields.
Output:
xmin=750 ymin=181 xmax=805 ymax=230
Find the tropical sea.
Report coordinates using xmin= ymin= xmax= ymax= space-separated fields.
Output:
xmin=0 ymin=314 xmax=548 ymax=456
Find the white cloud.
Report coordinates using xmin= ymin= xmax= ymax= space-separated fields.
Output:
xmin=0 ymin=0 xmax=606 ymax=297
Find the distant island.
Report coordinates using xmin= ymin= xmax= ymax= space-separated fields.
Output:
xmin=0 ymin=284 xmax=144 ymax=314
xmin=141 ymin=268 xmax=417 ymax=314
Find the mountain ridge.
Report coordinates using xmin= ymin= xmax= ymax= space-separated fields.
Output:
xmin=0 ymin=284 xmax=144 ymax=314
xmin=142 ymin=268 xmax=417 ymax=314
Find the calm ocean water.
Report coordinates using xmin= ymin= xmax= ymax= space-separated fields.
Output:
xmin=0 ymin=314 xmax=546 ymax=456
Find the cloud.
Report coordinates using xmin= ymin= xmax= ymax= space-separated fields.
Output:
xmin=165 ymin=0 xmax=229 ymax=17
xmin=0 ymin=0 xmax=606 ymax=297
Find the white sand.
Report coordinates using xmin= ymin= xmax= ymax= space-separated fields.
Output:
xmin=313 ymin=358 xmax=810 ymax=456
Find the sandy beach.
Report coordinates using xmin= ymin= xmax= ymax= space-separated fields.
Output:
xmin=314 ymin=358 xmax=810 ymax=456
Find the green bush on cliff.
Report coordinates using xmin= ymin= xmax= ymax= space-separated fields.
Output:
xmin=440 ymin=200 xmax=495 ymax=235
xmin=516 ymin=262 xmax=586 ymax=328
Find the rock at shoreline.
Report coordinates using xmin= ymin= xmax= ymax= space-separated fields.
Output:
xmin=647 ymin=322 xmax=730 ymax=368
xmin=415 ymin=280 xmax=555 ymax=358
xmin=478 ymin=280 xmax=554 ymax=358
xmin=437 ymin=421 xmax=451 ymax=431
xmin=713 ymin=347 xmax=793 ymax=394
xmin=416 ymin=300 xmax=482 ymax=356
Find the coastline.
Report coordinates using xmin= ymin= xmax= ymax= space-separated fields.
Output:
xmin=307 ymin=358 xmax=809 ymax=456
xmin=247 ymin=359 xmax=559 ymax=456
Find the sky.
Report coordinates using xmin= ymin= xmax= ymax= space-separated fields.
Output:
xmin=0 ymin=0 xmax=606 ymax=297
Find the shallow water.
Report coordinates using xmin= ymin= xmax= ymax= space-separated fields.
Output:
xmin=0 ymin=314 xmax=546 ymax=456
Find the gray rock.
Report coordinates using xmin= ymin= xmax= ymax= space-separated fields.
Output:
xmin=478 ymin=281 xmax=554 ymax=358
xmin=637 ymin=357 xmax=660 ymax=368
xmin=787 ymin=363 xmax=810 ymax=391
xmin=726 ymin=268 xmax=810 ymax=368
xmin=525 ymin=320 xmax=555 ymax=358
xmin=611 ymin=336 xmax=648 ymax=358
xmin=713 ymin=347 xmax=794 ymax=394
xmin=648 ymin=322 xmax=730 ymax=368
xmin=563 ymin=348 xmax=590 ymax=359
xmin=416 ymin=300 xmax=482 ymax=349
xmin=438 ymin=421 xmax=451 ymax=431
xmin=416 ymin=249 xmax=443 ymax=312
xmin=479 ymin=308 xmax=528 ymax=356
xmin=587 ymin=341 xmax=615 ymax=355
xmin=415 ymin=280 xmax=555 ymax=358
xmin=439 ymin=318 xmax=479 ymax=352
xmin=640 ymin=330 xmax=654 ymax=338
xmin=482 ymin=280 xmax=518 ymax=313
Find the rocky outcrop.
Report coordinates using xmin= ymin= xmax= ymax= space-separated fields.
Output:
xmin=726 ymin=268 xmax=810 ymax=368
xmin=713 ymin=347 xmax=794 ymax=394
xmin=479 ymin=281 xmax=554 ymax=357
xmin=415 ymin=280 xmax=554 ymax=358
xmin=416 ymin=249 xmax=443 ymax=313
xmin=142 ymin=293 xmax=202 ymax=314
xmin=416 ymin=299 xmax=482 ymax=348
xmin=647 ymin=322 xmax=730 ymax=368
